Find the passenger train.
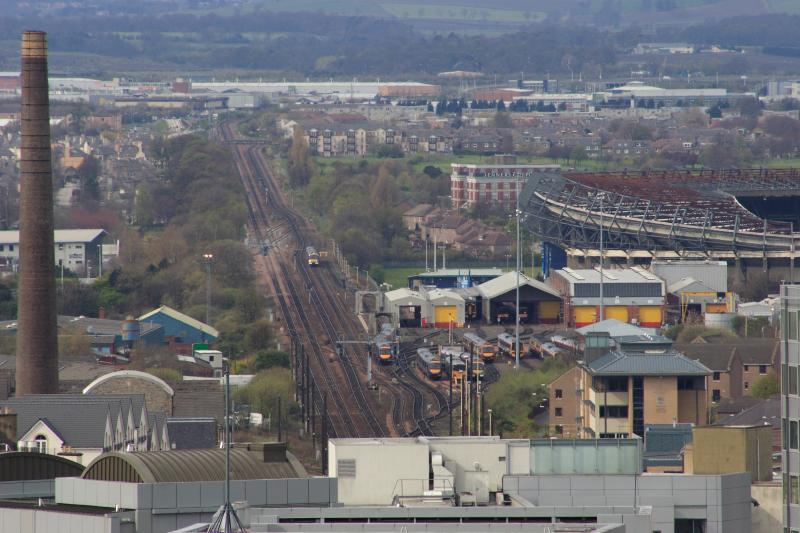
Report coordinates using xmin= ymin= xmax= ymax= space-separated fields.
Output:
xmin=306 ymin=246 xmax=320 ymax=266
xmin=416 ymin=347 xmax=443 ymax=380
xmin=439 ymin=345 xmax=467 ymax=381
xmin=374 ymin=323 xmax=396 ymax=364
xmin=462 ymin=332 xmax=496 ymax=363
xmin=497 ymin=333 xmax=525 ymax=359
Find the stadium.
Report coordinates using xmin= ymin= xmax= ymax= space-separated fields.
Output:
xmin=520 ymin=168 xmax=800 ymax=285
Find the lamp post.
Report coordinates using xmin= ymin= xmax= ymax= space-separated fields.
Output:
xmin=203 ymin=253 xmax=214 ymax=329
xmin=515 ymin=175 xmax=521 ymax=370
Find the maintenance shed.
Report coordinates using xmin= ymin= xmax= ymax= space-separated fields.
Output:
xmin=408 ymin=268 xmax=503 ymax=290
xmin=548 ymin=266 xmax=665 ymax=328
xmin=477 ymin=271 xmax=562 ymax=325
xmin=422 ymin=288 xmax=465 ymax=328
xmin=383 ymin=288 xmax=427 ymax=328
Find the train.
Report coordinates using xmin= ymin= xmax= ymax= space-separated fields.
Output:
xmin=551 ymin=335 xmax=579 ymax=353
xmin=440 ymin=345 xmax=467 ymax=381
xmin=416 ymin=347 xmax=443 ymax=380
xmin=497 ymin=333 xmax=525 ymax=359
xmin=374 ymin=323 xmax=395 ymax=364
xmin=539 ymin=342 xmax=562 ymax=358
xmin=306 ymin=246 xmax=320 ymax=266
xmin=462 ymin=332 xmax=496 ymax=363
xmin=461 ymin=353 xmax=485 ymax=381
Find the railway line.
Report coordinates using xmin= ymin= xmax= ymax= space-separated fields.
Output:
xmin=221 ymin=122 xmax=498 ymax=442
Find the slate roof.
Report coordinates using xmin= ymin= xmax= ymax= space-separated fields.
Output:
xmin=172 ymin=381 xmax=224 ymax=422
xmin=718 ymin=395 xmax=780 ymax=429
xmin=577 ymin=319 xmax=656 ymax=339
xmin=166 ymin=417 xmax=217 ymax=450
xmin=586 ymin=350 xmax=710 ymax=376
xmin=675 ymin=338 xmax=777 ymax=370
xmin=2 ymin=401 xmax=112 ymax=448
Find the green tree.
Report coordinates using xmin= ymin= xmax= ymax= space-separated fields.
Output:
xmin=244 ymin=318 xmax=274 ymax=352
xmin=287 ymin=127 xmax=314 ymax=188
xmin=751 ymin=373 xmax=780 ymax=399
xmin=252 ymin=350 xmax=290 ymax=371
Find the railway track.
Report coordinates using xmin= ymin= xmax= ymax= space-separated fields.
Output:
xmin=222 ymin=123 xmax=386 ymax=438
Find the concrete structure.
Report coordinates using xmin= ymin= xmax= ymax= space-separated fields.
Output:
xmin=0 ymin=229 xmax=106 ymax=277
xmin=16 ymin=31 xmax=58 ymax=397
xmin=383 ymin=288 xmax=427 ymax=328
xmin=451 ymin=163 xmax=560 ymax=210
xmin=686 ymin=425 xmax=772 ymax=481
xmin=548 ymin=267 xmax=666 ymax=328
xmin=83 ymin=371 xmax=175 ymax=418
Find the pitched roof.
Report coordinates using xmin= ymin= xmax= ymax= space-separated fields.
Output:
xmin=577 ymin=318 xmax=656 ymax=339
xmin=138 ymin=305 xmax=219 ymax=339
xmin=718 ymin=395 xmax=780 ymax=429
xmin=403 ymin=204 xmax=434 ymax=218
xmin=3 ymin=400 xmax=112 ymax=448
xmin=478 ymin=271 xmax=561 ymax=300
xmin=586 ymin=350 xmax=710 ymax=376
xmin=0 ymin=229 xmax=106 ymax=245
xmin=667 ymin=277 xmax=714 ymax=294
xmin=166 ymin=417 xmax=217 ymax=450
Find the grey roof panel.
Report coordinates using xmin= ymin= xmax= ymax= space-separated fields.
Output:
xmin=166 ymin=417 xmax=217 ymax=450
xmin=586 ymin=350 xmax=710 ymax=376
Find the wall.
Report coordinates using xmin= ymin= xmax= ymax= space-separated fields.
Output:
xmin=87 ymin=378 xmax=172 ymax=416
xmin=643 ymin=376 xmax=678 ymax=424
xmin=427 ymin=439 xmax=510 ymax=493
xmin=504 ymin=472 xmax=752 ymax=533
xmin=676 ymin=389 xmax=706 ymax=425
xmin=692 ymin=426 xmax=772 ymax=481
xmin=751 ymin=482 xmax=782 ymax=533
xmin=328 ymin=441 xmax=428 ymax=505
xmin=0 ymin=507 xmax=120 ymax=533
xmin=548 ymin=366 xmax=582 ymax=437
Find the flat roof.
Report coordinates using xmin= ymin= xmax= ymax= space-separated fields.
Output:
xmin=555 ymin=267 xmax=663 ymax=284
xmin=412 ymin=268 xmax=503 ymax=278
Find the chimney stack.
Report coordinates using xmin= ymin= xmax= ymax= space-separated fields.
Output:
xmin=16 ymin=31 xmax=58 ymax=396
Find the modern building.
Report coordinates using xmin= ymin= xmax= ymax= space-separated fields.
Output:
xmin=548 ymin=347 xmax=710 ymax=438
xmin=407 ymin=268 xmax=504 ymax=290
xmin=548 ymin=267 xmax=666 ymax=328
xmin=450 ymin=163 xmax=560 ymax=210
xmin=781 ymin=284 xmax=800 ymax=532
xmin=0 ymin=229 xmax=106 ymax=277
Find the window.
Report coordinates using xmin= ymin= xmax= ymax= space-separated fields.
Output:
xmin=744 ymin=365 xmax=750 ymax=372
xmin=599 ymin=405 xmax=629 ymax=418
xmin=8 ymin=245 xmax=13 ymax=252
xmin=793 ymin=475 xmax=800 ymax=505
xmin=744 ymin=382 xmax=749 ymax=390
xmin=791 ymin=368 xmax=798 ymax=396
xmin=792 ymin=420 xmax=799 ymax=450
xmin=759 ymin=365 xmax=768 ymax=375
xmin=554 ymin=407 xmax=563 ymax=417
xmin=712 ymin=389 xmax=721 ymax=402
xmin=554 ymin=389 xmax=563 ymax=399
xmin=594 ymin=376 xmax=628 ymax=392
xmin=712 ymin=371 xmax=721 ymax=381
xmin=554 ymin=425 xmax=563 ymax=434
xmin=34 ymin=435 xmax=47 ymax=454
xmin=791 ymin=311 xmax=799 ymax=341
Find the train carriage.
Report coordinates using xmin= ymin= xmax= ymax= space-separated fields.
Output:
xmin=375 ymin=323 xmax=395 ymax=364
xmin=459 ymin=352 xmax=485 ymax=381
xmin=497 ymin=333 xmax=525 ymax=359
xmin=540 ymin=342 xmax=563 ymax=358
xmin=306 ymin=246 xmax=320 ymax=266
xmin=417 ymin=347 xmax=443 ymax=380
xmin=462 ymin=332 xmax=496 ymax=363
xmin=440 ymin=345 xmax=467 ymax=381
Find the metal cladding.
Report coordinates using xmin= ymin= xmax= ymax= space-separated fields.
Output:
xmin=17 ymin=31 xmax=58 ymax=396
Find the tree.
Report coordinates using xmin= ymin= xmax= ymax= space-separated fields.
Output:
xmin=751 ymin=373 xmax=780 ymax=399
xmin=493 ymin=111 xmax=512 ymax=128
xmin=287 ymin=127 xmax=314 ymax=188
xmin=707 ymin=105 xmax=722 ymax=119
xmin=252 ymin=350 xmax=290 ymax=371
xmin=244 ymin=318 xmax=274 ymax=352
xmin=736 ymin=96 xmax=763 ymax=119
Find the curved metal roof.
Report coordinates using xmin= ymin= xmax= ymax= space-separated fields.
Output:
xmin=81 ymin=448 xmax=297 ymax=483
xmin=82 ymin=370 xmax=174 ymax=396
xmin=0 ymin=452 xmax=84 ymax=481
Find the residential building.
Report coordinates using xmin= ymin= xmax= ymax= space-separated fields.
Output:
xmin=450 ymin=163 xmax=560 ymax=210
xmin=548 ymin=347 xmax=710 ymax=439
xmin=0 ymin=229 xmax=106 ymax=278
xmin=547 ymin=266 xmax=666 ymax=328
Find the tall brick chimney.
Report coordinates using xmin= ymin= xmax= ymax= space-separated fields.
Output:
xmin=16 ymin=31 xmax=58 ymax=396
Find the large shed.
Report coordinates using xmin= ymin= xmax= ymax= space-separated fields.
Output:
xmin=423 ymin=288 xmax=465 ymax=328
xmin=477 ymin=271 xmax=562 ymax=325
xmin=383 ymin=288 xmax=427 ymax=328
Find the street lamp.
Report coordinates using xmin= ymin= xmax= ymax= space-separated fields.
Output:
xmin=203 ymin=253 xmax=214 ymax=330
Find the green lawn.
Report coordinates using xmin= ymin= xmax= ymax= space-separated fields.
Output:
xmin=381 ymin=267 xmax=422 ymax=290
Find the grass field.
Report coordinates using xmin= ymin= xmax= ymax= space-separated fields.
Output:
xmin=382 ymin=266 xmax=422 ymax=289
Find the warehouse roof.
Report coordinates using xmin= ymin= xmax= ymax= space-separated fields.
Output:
xmin=412 ymin=268 xmax=503 ymax=278
xmin=384 ymin=288 xmax=426 ymax=303
xmin=555 ymin=267 xmax=663 ymax=285
xmin=577 ymin=319 xmax=654 ymax=338
xmin=478 ymin=271 xmax=561 ymax=300
xmin=586 ymin=350 xmax=710 ymax=376
xmin=0 ymin=229 xmax=106 ymax=244
xmin=81 ymin=447 xmax=299 ymax=483
xmin=667 ymin=277 xmax=715 ymax=294
xmin=139 ymin=305 xmax=219 ymax=339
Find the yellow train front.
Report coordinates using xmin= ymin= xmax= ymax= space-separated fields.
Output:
xmin=375 ymin=323 xmax=396 ymax=365
xmin=306 ymin=246 xmax=320 ymax=267
xmin=463 ymin=332 xmax=496 ymax=364
xmin=497 ymin=332 xmax=525 ymax=360
xmin=417 ymin=347 xmax=442 ymax=380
